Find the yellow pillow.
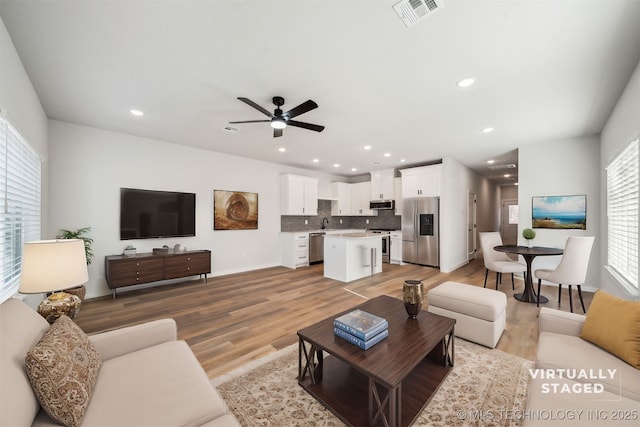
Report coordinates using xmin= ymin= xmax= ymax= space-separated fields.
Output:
xmin=580 ymin=290 xmax=640 ymax=369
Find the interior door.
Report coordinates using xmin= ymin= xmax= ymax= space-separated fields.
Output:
xmin=468 ymin=192 xmax=477 ymax=260
xmin=501 ymin=199 xmax=519 ymax=246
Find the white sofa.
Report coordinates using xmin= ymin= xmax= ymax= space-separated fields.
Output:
xmin=525 ymin=307 xmax=640 ymax=426
xmin=0 ymin=298 xmax=240 ymax=427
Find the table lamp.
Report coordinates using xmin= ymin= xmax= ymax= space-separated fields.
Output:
xmin=18 ymin=239 xmax=89 ymax=323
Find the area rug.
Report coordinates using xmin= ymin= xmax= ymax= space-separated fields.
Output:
xmin=213 ymin=339 xmax=533 ymax=427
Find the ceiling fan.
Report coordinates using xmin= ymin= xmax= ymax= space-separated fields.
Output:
xmin=229 ymin=96 xmax=325 ymax=138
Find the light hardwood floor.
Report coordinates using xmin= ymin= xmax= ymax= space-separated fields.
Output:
xmin=75 ymin=259 xmax=593 ymax=379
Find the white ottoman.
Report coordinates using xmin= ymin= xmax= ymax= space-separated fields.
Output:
xmin=427 ymin=281 xmax=507 ymax=348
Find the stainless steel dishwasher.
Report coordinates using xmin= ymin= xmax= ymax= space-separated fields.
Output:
xmin=309 ymin=232 xmax=325 ymax=264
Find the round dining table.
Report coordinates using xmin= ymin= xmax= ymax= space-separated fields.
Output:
xmin=493 ymin=245 xmax=564 ymax=304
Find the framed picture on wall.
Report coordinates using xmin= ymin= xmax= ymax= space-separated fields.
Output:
xmin=532 ymin=195 xmax=586 ymax=229
xmin=213 ymin=190 xmax=258 ymax=230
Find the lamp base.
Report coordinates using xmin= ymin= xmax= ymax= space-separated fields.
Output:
xmin=37 ymin=292 xmax=82 ymax=324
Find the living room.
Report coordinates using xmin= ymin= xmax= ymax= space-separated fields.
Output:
xmin=1 ymin=1 xmax=639 ymax=426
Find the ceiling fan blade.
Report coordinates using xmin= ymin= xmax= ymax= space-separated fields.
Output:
xmin=229 ymin=120 xmax=270 ymax=124
xmin=237 ymin=97 xmax=273 ymax=117
xmin=287 ymin=120 xmax=325 ymax=133
xmin=283 ymin=100 xmax=318 ymax=119
xmin=274 ymin=128 xmax=283 ymax=138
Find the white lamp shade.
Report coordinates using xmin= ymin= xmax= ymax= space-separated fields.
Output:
xmin=19 ymin=239 xmax=89 ymax=294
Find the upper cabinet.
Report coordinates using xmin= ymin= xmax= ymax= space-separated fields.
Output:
xmin=370 ymin=168 xmax=396 ymax=200
xmin=280 ymin=174 xmax=318 ymax=215
xmin=400 ymin=164 xmax=442 ymax=198
xmin=351 ymin=181 xmax=377 ymax=216
xmin=394 ymin=177 xmax=402 ymax=216
xmin=331 ymin=181 xmax=378 ymax=216
xmin=331 ymin=182 xmax=352 ymax=216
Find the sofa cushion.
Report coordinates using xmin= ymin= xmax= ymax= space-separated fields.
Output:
xmin=525 ymin=376 xmax=640 ymax=426
xmin=0 ymin=298 xmax=50 ymax=427
xmin=25 ymin=315 xmax=102 ymax=427
xmin=76 ymin=340 xmax=229 ymax=427
xmin=580 ymin=290 xmax=640 ymax=369
xmin=537 ymin=332 xmax=640 ymax=401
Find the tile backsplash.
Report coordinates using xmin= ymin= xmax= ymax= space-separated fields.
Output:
xmin=280 ymin=200 xmax=401 ymax=232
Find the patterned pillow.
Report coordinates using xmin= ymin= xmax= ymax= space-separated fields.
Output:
xmin=25 ymin=315 xmax=102 ymax=427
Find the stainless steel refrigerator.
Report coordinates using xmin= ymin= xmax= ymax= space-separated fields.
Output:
xmin=402 ymin=197 xmax=439 ymax=267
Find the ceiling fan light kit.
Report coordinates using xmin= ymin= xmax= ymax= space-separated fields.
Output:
xmin=230 ymin=96 xmax=324 ymax=138
xmin=270 ymin=119 xmax=286 ymax=129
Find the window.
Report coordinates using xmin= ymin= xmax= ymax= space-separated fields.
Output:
xmin=606 ymin=138 xmax=639 ymax=292
xmin=0 ymin=117 xmax=42 ymax=303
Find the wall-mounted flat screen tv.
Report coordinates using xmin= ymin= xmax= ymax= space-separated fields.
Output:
xmin=120 ymin=188 xmax=196 ymax=240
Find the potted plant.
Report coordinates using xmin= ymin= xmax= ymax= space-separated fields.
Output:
xmin=59 ymin=227 xmax=94 ymax=301
xmin=522 ymin=228 xmax=536 ymax=247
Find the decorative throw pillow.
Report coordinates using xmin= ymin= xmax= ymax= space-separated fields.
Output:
xmin=25 ymin=315 xmax=102 ymax=427
xmin=580 ymin=290 xmax=640 ymax=369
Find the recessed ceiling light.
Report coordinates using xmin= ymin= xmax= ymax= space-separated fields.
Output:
xmin=482 ymin=127 xmax=494 ymax=133
xmin=363 ymin=145 xmax=372 ymax=150
xmin=400 ymin=159 xmax=406 ymax=163
xmin=487 ymin=159 xmax=495 ymax=164
xmin=334 ymin=163 xmax=340 ymax=168
xmin=312 ymin=158 xmax=319 ymax=163
xmin=351 ymin=168 xmax=358 ymax=172
xmin=129 ymin=109 xmax=144 ymax=116
xmin=383 ymin=153 xmax=391 ymax=157
xmin=278 ymin=147 xmax=286 ymax=152
xmin=457 ymin=78 xmax=476 ymax=88
xmin=504 ymin=174 xmax=510 ymax=178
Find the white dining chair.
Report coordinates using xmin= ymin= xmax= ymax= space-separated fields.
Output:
xmin=534 ymin=236 xmax=595 ymax=312
xmin=479 ymin=232 xmax=526 ymax=290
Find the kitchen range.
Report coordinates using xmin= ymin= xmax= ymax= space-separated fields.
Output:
xmin=367 ymin=229 xmax=395 ymax=263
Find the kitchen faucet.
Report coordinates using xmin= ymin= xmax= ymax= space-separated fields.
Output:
xmin=321 ymin=217 xmax=329 ymax=229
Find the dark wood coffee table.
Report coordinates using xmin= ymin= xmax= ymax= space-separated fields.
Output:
xmin=297 ymin=295 xmax=455 ymax=427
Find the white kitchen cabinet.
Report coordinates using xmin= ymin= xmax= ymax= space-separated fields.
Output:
xmin=390 ymin=231 xmax=402 ymax=264
xmin=394 ymin=177 xmax=402 ymax=216
xmin=280 ymin=232 xmax=310 ymax=269
xmin=330 ymin=182 xmax=352 ymax=216
xmin=370 ymin=168 xmax=395 ymax=200
xmin=280 ymin=174 xmax=318 ymax=215
xmin=350 ymin=181 xmax=377 ymax=216
xmin=400 ymin=164 xmax=441 ymax=198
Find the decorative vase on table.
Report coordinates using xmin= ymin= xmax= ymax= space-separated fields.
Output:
xmin=403 ymin=280 xmax=424 ymax=319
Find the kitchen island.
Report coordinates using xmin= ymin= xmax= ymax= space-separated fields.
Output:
xmin=324 ymin=233 xmax=383 ymax=282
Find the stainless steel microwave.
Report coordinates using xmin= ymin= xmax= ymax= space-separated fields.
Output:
xmin=369 ymin=200 xmax=395 ymax=210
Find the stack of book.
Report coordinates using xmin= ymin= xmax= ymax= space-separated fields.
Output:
xmin=333 ymin=309 xmax=389 ymax=350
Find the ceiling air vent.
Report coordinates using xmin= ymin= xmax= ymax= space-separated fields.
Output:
xmin=393 ymin=0 xmax=445 ymax=28
xmin=488 ymin=163 xmax=517 ymax=170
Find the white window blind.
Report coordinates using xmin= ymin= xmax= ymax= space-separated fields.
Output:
xmin=606 ymin=138 xmax=639 ymax=291
xmin=0 ymin=117 xmax=42 ymax=303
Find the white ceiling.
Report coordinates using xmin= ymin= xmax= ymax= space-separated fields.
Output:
xmin=2 ymin=0 xmax=639 ymax=185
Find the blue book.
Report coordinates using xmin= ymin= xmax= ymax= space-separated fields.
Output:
xmin=334 ymin=327 xmax=389 ymax=350
xmin=334 ymin=309 xmax=388 ymax=341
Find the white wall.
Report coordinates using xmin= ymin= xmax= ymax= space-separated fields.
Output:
xmin=518 ymin=136 xmax=601 ymax=290
xmin=47 ymin=120 xmax=343 ymax=298
xmin=440 ymin=157 xmax=498 ymax=273
xmin=1 ymin=17 xmax=48 ymax=307
xmin=600 ymin=60 xmax=640 ymax=299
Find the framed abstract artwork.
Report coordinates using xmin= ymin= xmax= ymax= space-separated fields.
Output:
xmin=213 ymin=190 xmax=258 ymax=230
xmin=532 ymin=195 xmax=586 ymax=229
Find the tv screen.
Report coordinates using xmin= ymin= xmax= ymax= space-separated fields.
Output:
xmin=120 ymin=188 xmax=196 ymax=240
